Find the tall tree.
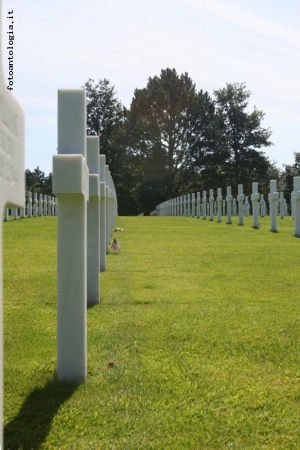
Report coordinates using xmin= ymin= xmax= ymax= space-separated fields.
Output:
xmin=214 ymin=82 xmax=273 ymax=194
xmin=83 ymin=78 xmax=140 ymax=214
xmin=25 ymin=167 xmax=53 ymax=195
xmin=129 ymin=68 xmax=199 ymax=199
xmin=82 ymin=78 xmax=124 ymax=159
xmin=186 ymin=89 xmax=230 ymax=192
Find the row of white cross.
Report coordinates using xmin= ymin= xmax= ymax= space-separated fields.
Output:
xmin=52 ymin=89 xmax=118 ymax=383
xmin=157 ymin=193 xmax=288 ymax=218
xmin=156 ymin=180 xmax=300 ymax=235
xmin=0 ymin=1 xmax=116 ymax=443
xmin=3 ymin=194 xmax=57 ymax=219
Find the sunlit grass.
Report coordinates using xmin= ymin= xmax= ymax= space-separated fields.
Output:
xmin=3 ymin=215 xmax=300 ymax=449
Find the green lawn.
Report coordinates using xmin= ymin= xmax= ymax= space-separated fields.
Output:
xmin=3 ymin=215 xmax=300 ymax=449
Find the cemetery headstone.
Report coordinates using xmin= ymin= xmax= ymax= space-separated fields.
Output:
xmin=99 ymin=155 xmax=107 ymax=272
xmin=284 ymin=199 xmax=288 ymax=217
xmin=237 ymin=184 xmax=244 ymax=226
xmin=291 ymin=191 xmax=295 ymax=220
xmin=279 ymin=192 xmax=285 ymax=219
xmin=269 ymin=180 xmax=279 ymax=232
xmin=20 ymin=202 xmax=25 ymax=218
xmin=293 ymin=177 xmax=300 ymax=237
xmin=232 ymin=198 xmax=237 ymax=216
xmin=202 ymin=191 xmax=207 ymax=220
xmin=186 ymin=194 xmax=191 ymax=217
xmin=47 ymin=195 xmax=52 ymax=216
xmin=191 ymin=193 xmax=195 ymax=218
xmin=180 ymin=196 xmax=183 ymax=216
xmin=53 ymin=88 xmax=88 ymax=382
xmin=196 ymin=192 xmax=200 ymax=218
xmin=209 ymin=190 xmax=214 ymax=221
xmin=0 ymin=7 xmax=25 ymax=442
xmin=33 ymin=193 xmax=38 ymax=217
xmin=54 ymin=197 xmax=58 ymax=216
xmin=245 ymin=196 xmax=250 ymax=216
xmin=260 ymin=194 xmax=266 ymax=217
xmin=226 ymin=186 xmax=232 ymax=224
xmin=87 ymin=136 xmax=100 ymax=305
xmin=105 ymin=166 xmax=110 ymax=254
xmin=43 ymin=194 xmax=48 ymax=216
xmin=217 ymin=188 xmax=222 ymax=222
xmin=39 ymin=193 xmax=43 ymax=216
xmin=176 ymin=197 xmax=179 ymax=216
xmin=183 ymin=195 xmax=186 ymax=216
xmin=251 ymin=182 xmax=260 ymax=229
xmin=27 ymin=192 xmax=32 ymax=218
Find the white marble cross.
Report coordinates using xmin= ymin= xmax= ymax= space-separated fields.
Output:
xmin=99 ymin=155 xmax=107 ymax=272
xmin=245 ymin=196 xmax=250 ymax=216
xmin=43 ymin=194 xmax=47 ymax=216
xmin=237 ymin=184 xmax=244 ymax=226
xmin=0 ymin=1 xmax=25 ymax=443
xmin=53 ymin=89 xmax=89 ymax=383
xmin=251 ymin=182 xmax=260 ymax=229
xmin=202 ymin=191 xmax=207 ymax=220
xmin=279 ymin=192 xmax=285 ymax=219
xmin=269 ymin=180 xmax=279 ymax=232
xmin=217 ymin=188 xmax=222 ymax=222
xmin=209 ymin=190 xmax=214 ymax=221
xmin=191 ymin=193 xmax=195 ymax=218
xmin=105 ymin=165 xmax=110 ymax=254
xmin=33 ymin=193 xmax=38 ymax=216
xmin=293 ymin=177 xmax=300 ymax=236
xmin=87 ymin=136 xmax=100 ymax=306
xmin=260 ymin=194 xmax=266 ymax=218
xmin=196 ymin=192 xmax=200 ymax=218
xmin=186 ymin=194 xmax=191 ymax=217
xmin=39 ymin=193 xmax=43 ymax=216
xmin=27 ymin=192 xmax=32 ymax=218
xmin=226 ymin=186 xmax=232 ymax=224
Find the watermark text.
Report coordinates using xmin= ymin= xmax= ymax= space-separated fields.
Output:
xmin=7 ymin=10 xmax=14 ymax=91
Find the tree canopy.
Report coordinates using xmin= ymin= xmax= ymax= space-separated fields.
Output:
xmin=213 ymin=82 xmax=273 ymax=194
xmin=25 ymin=167 xmax=53 ymax=196
xmin=80 ymin=71 xmax=277 ymax=214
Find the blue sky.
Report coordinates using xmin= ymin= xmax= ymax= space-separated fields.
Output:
xmin=2 ymin=0 xmax=299 ymax=175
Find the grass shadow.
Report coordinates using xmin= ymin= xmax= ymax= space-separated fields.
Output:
xmin=87 ymin=302 xmax=100 ymax=310
xmin=4 ymin=374 xmax=78 ymax=450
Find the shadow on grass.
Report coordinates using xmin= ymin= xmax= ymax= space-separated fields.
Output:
xmin=87 ymin=302 xmax=99 ymax=310
xmin=4 ymin=374 xmax=78 ymax=450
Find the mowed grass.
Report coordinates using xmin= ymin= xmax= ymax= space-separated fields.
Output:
xmin=3 ymin=215 xmax=300 ymax=449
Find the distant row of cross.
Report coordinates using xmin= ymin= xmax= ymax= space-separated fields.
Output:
xmin=156 ymin=179 xmax=300 ymax=236
xmin=3 ymin=193 xmax=57 ymax=219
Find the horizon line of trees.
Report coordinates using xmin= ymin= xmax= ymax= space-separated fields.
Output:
xmin=26 ymin=68 xmax=300 ymax=215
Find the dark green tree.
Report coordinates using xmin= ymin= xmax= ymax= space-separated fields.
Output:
xmin=82 ymin=78 xmax=124 ymax=159
xmin=83 ymin=78 xmax=140 ymax=214
xmin=213 ymin=82 xmax=273 ymax=194
xmin=25 ymin=167 xmax=53 ymax=195
xmin=129 ymin=68 xmax=200 ymax=200
xmin=185 ymin=89 xmax=230 ymax=192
